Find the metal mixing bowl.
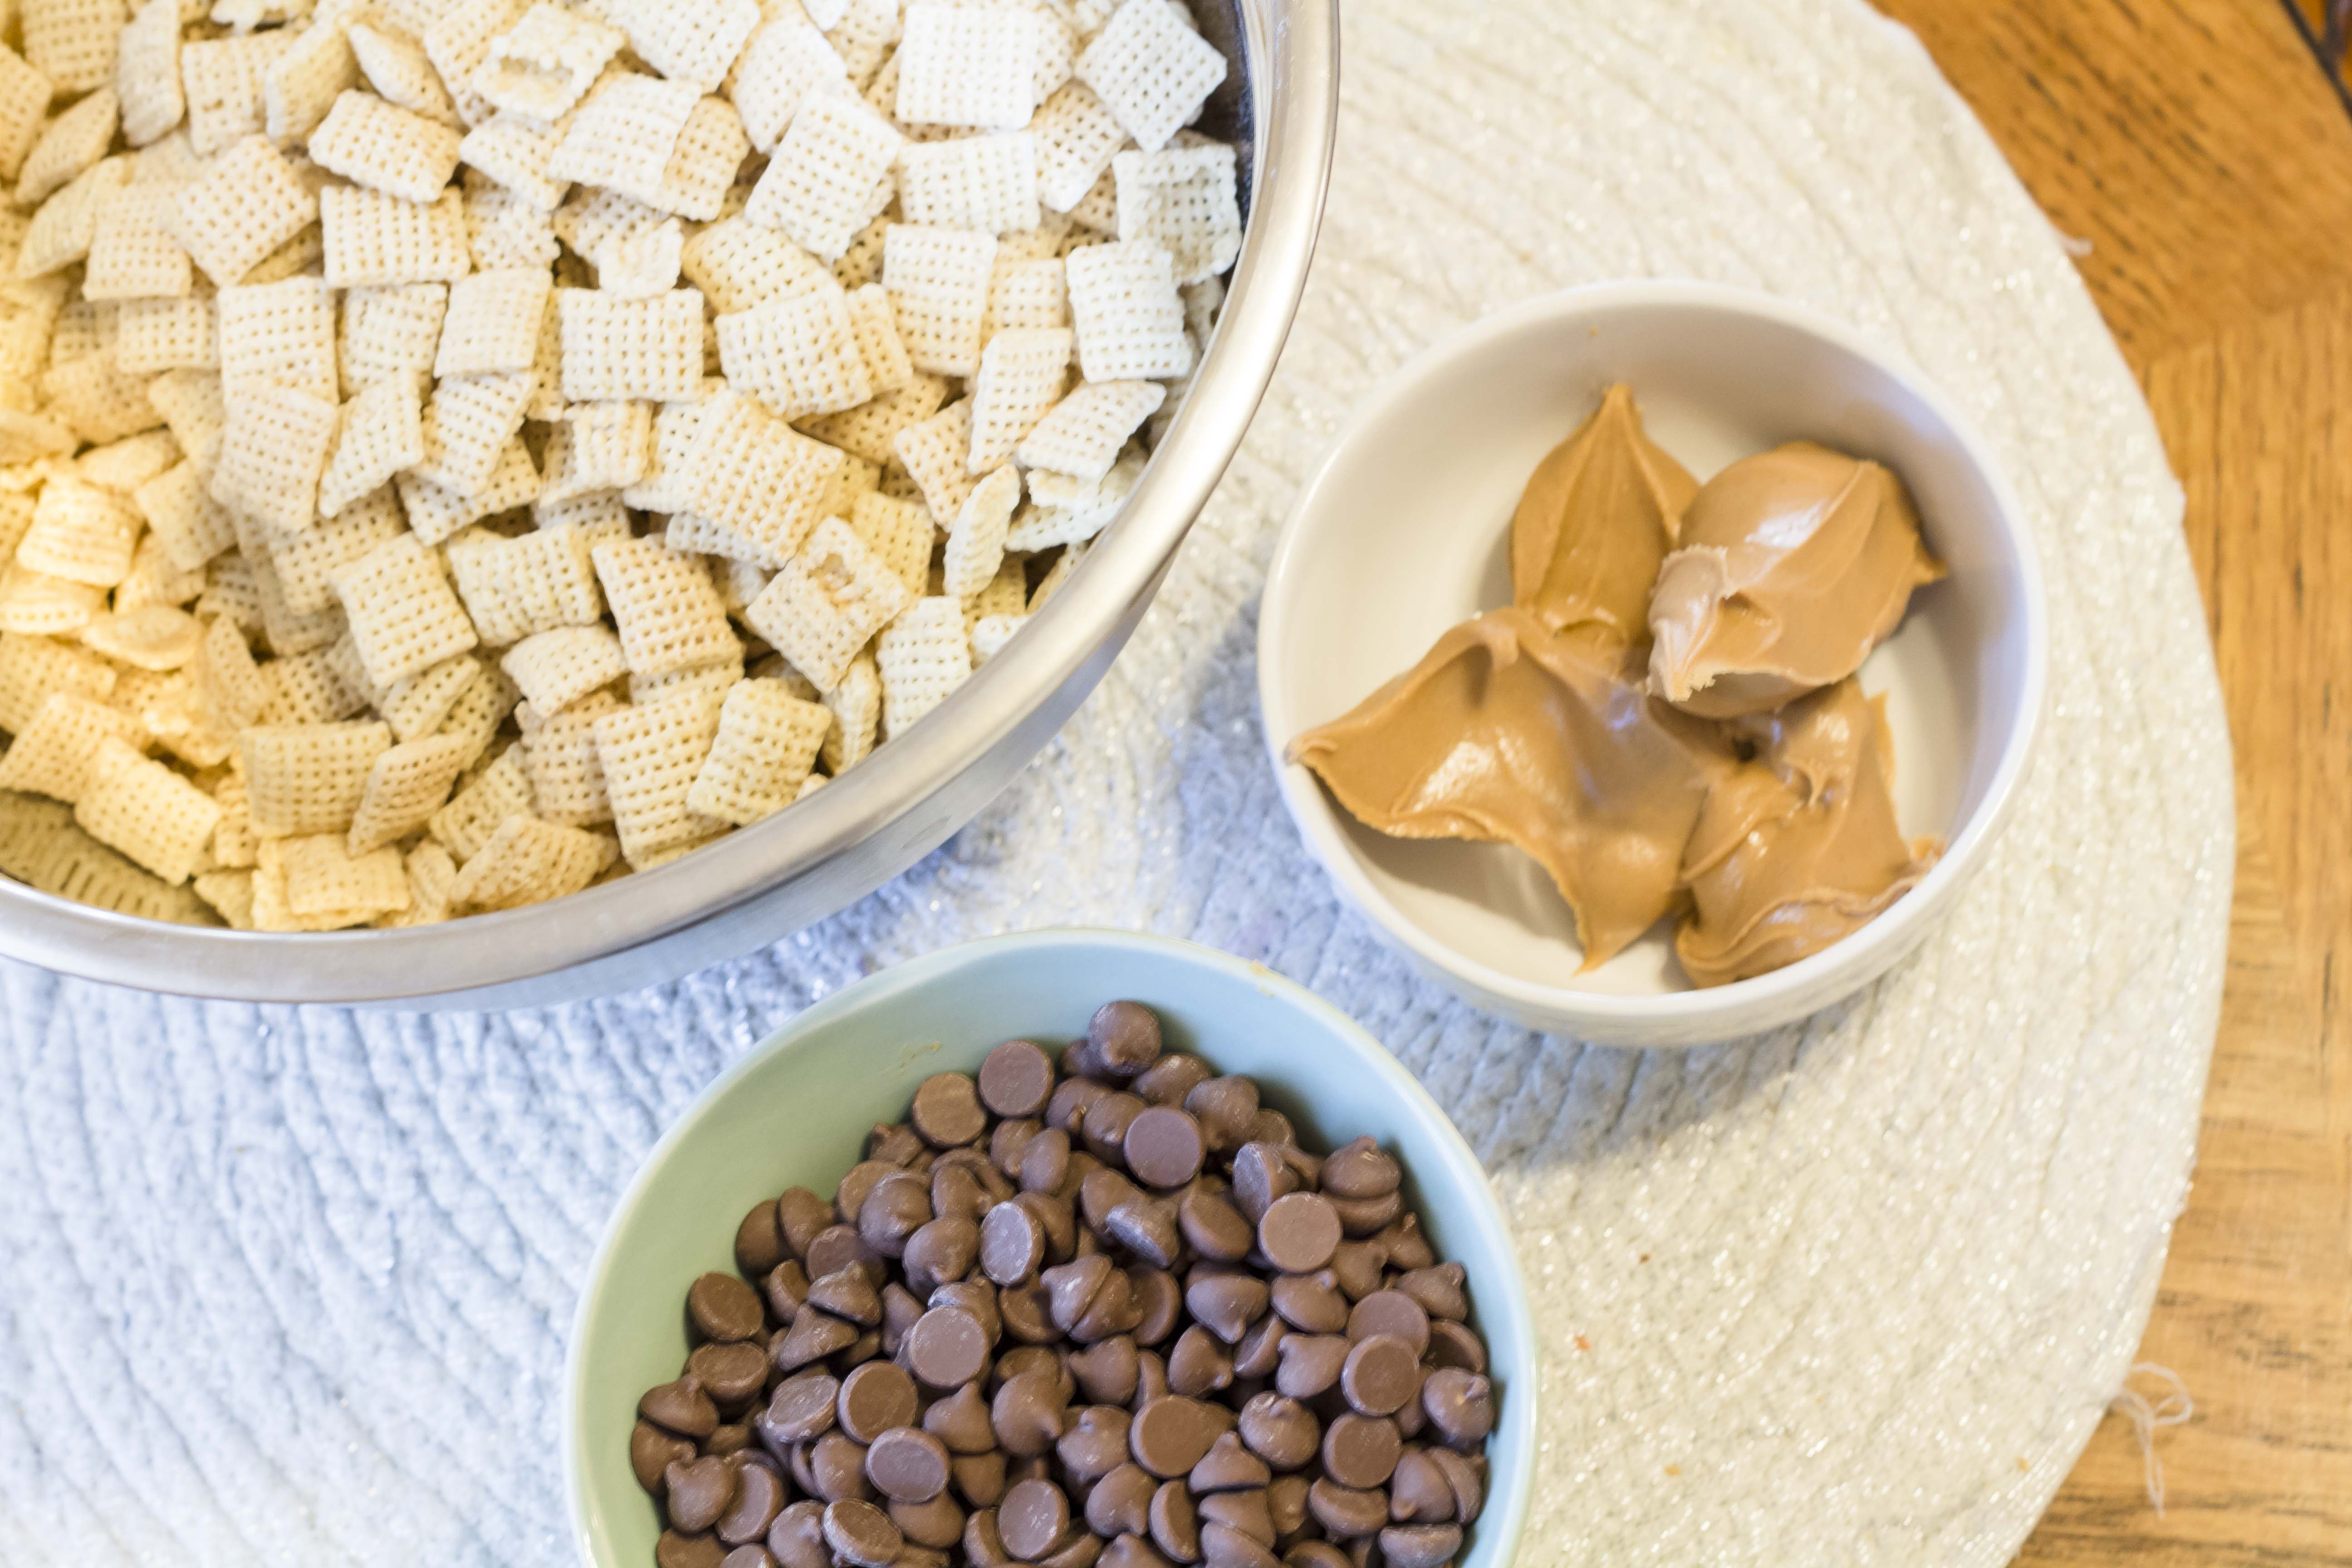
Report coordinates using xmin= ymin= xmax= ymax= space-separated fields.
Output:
xmin=0 ymin=0 xmax=1339 ymax=1007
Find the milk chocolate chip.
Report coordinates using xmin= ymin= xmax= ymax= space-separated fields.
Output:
xmin=999 ymin=1477 xmax=1073 ymax=1560
xmin=690 ymin=1273 xmax=767 ymax=1343
xmin=665 ymin=1456 xmax=740 ymax=1534
xmin=766 ymin=1501 xmax=828 ymax=1568
xmin=821 ymin=1498 xmax=902 ymax=1568
xmin=736 ymin=1201 xmax=788 ymax=1279
xmin=912 ymin=1072 xmax=989 ymax=1148
xmin=1083 ymin=1000 xmax=1164 ymax=1079
xmin=837 ymin=1361 xmax=919 ymax=1445
xmin=866 ymin=1427 xmax=951 ymax=1504
xmin=642 ymin=1377 xmax=720 ymax=1440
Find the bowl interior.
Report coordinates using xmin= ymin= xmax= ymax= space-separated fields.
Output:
xmin=1260 ymin=288 xmax=2038 ymax=1000
xmin=568 ymin=931 xmax=1535 ymax=1568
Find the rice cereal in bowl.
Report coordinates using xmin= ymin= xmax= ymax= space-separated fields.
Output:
xmin=0 ymin=0 xmax=1258 ymax=937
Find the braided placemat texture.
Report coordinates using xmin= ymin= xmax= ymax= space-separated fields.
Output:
xmin=0 ymin=0 xmax=2230 ymax=1563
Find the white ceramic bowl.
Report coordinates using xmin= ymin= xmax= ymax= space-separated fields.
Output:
xmin=1257 ymin=282 xmax=2047 ymax=1047
xmin=567 ymin=929 xmax=1536 ymax=1568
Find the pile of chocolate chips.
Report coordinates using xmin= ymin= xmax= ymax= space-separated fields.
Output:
xmin=629 ymin=1000 xmax=1498 ymax=1568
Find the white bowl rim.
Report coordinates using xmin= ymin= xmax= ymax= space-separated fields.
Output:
xmin=1255 ymin=279 xmax=2050 ymax=1030
xmin=562 ymin=926 xmax=1540 ymax=1568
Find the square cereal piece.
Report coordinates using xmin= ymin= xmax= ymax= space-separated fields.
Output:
xmin=556 ymin=286 xmax=705 ymax=402
xmin=685 ymin=676 xmax=829 ymax=826
xmin=881 ymin=224 xmax=997 ymax=377
xmin=518 ymin=685 xmax=619 ymax=825
xmin=0 ymin=564 xmax=104 ymax=637
xmin=707 ymin=554 xmax=770 ymax=616
xmin=75 ymin=428 xmax=177 ymax=492
xmin=1064 ymin=237 xmax=1190 ymax=381
xmin=318 ymin=377 xmax=426 ymax=518
xmin=501 ymin=622 xmax=626 ymax=715
xmin=609 ymin=0 xmax=760 ymax=95
xmin=147 ymin=368 xmax=225 ymax=466
xmin=115 ymin=296 xmax=217 ymax=374
xmin=192 ymin=867 xmax=255 ymax=926
xmin=898 ymin=132 xmax=1040 ymax=236
xmin=19 ymin=85 xmax=122 ymax=208
xmin=541 ymin=399 xmax=652 ymax=503
xmin=0 ymin=631 xmax=118 ymax=734
xmin=967 ymin=326 xmax=1070 ymax=471
xmin=651 ymin=95 xmax=750 ymax=223
xmin=0 ymin=691 xmax=147 ymax=803
xmin=891 ymin=395 xmax=977 ymax=520
xmin=843 ymin=282 xmax=912 ymax=397
xmin=941 ymin=462 xmax=1019 ymax=598
xmin=849 ymin=491 xmax=936 ymax=598
xmin=983 ymin=255 xmax=1069 ymax=338
xmin=350 ymin=22 xmax=460 ymax=128
xmin=1016 ymin=377 xmax=1161 ymax=480
xmin=1064 ymin=162 xmax=1118 ymax=235
xmin=804 ymin=371 xmax=950 ymax=467
xmin=217 ymin=276 xmax=341 ymax=404
xmin=674 ymin=387 xmax=844 ymax=558
xmin=822 ymin=0 xmax=899 ymax=89
xmin=321 ymin=184 xmax=471 ymax=288
xmin=458 ymin=110 xmax=570 ymax=212
xmin=181 ymin=31 xmax=294 ymax=157
xmin=241 ymin=719 xmax=392 ymax=835
xmin=262 ymin=10 xmax=364 ymax=148
xmin=1032 ymin=81 xmax=1125 ymax=214
xmin=279 ymin=832 xmax=411 ymax=916
xmin=249 ymin=844 xmax=376 ymax=931
xmin=745 ymin=514 xmax=912 ymax=691
xmin=114 ymin=535 xmax=207 ymax=615
xmin=716 ymin=283 xmax=871 ymax=420
xmin=743 ymin=88 xmax=902 ymax=262
xmin=210 ymin=382 xmax=337 ymax=535
xmin=308 ymin=89 xmax=465 ymax=206
xmin=38 ymin=350 xmax=160 ymax=446
xmin=874 ymin=595 xmax=969 ymax=740
xmin=663 ymin=509 xmax=783 ymax=570
xmin=549 ymin=73 xmax=700 ymax=205
xmin=435 ymin=266 xmax=551 ymax=377
xmin=963 ymin=553 xmax=1029 ymax=625
xmin=421 ymin=0 xmax=533 ymax=126
xmin=894 ymin=4 xmax=1045 ymax=131
xmin=330 ymin=532 xmax=480 ymax=689
xmin=169 ymin=135 xmax=319 ymax=287
xmin=134 ymin=461 xmax=234 ymax=572
xmin=970 ymin=610 xmax=1024 ymax=665
xmin=0 ymin=46 xmax=49 ymax=186
xmin=731 ymin=16 xmax=847 ymax=153
xmin=464 ymin=176 xmax=561 ymax=270
xmin=831 ymin=208 xmax=890 ymax=290
xmin=448 ymin=812 xmax=613 ymax=910
xmin=396 ymin=437 xmax=540 ymax=545
xmin=417 ymin=369 xmax=534 ymax=495
xmin=474 ymin=2 xmax=626 ymax=123
xmin=74 ymin=735 xmax=220 ymax=884
xmin=820 ymin=648 xmax=878 ymax=769
xmin=346 ymin=729 xmax=473 ymax=853
xmin=207 ymin=761 xmax=257 ymax=868
xmin=341 ymin=282 xmax=447 ymax=389
xmin=446 ymin=524 xmax=603 ymax=646
xmin=433 ymin=659 xmax=519 ymax=760
xmin=270 ymin=487 xmax=406 ymax=616
xmin=1009 ymin=446 xmax=1143 ymax=549
xmin=117 ymin=0 xmax=184 ymax=149
xmin=82 ymin=183 xmax=192 ymax=302
xmin=426 ymin=739 xmax=529 ymax=862
xmin=593 ymin=690 xmax=725 ymax=867
xmin=1113 ymin=141 xmax=1238 ymax=284
xmin=1074 ymin=0 xmax=1225 ymax=153
xmin=627 ymin=659 xmax=741 ymax=710
xmin=680 ymin=216 xmax=834 ymax=314
xmin=16 ymin=155 xmax=132 ymax=279
xmin=591 ymin=534 xmax=741 ymax=678
xmin=377 ymin=653 xmax=480 ymax=742
xmin=621 ymin=392 xmax=709 ymax=511
xmin=18 ymin=479 xmax=141 ymax=586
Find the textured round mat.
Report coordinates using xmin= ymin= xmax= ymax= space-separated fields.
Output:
xmin=0 ymin=1 xmax=2230 ymax=1563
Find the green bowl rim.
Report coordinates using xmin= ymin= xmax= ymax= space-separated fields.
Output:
xmin=561 ymin=926 xmax=1539 ymax=1568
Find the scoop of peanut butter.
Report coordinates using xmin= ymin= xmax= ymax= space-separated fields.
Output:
xmin=1674 ymin=677 xmax=1941 ymax=987
xmin=1647 ymin=441 xmax=1945 ymax=718
xmin=1286 ymin=607 xmax=1730 ymax=970
xmin=1510 ymin=383 xmax=1697 ymax=646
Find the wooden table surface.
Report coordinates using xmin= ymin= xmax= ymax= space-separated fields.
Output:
xmin=1865 ymin=0 xmax=2352 ymax=1560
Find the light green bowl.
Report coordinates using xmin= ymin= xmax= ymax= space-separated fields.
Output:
xmin=564 ymin=928 xmax=1536 ymax=1568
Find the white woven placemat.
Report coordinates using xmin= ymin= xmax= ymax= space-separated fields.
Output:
xmin=0 ymin=1 xmax=2230 ymax=1563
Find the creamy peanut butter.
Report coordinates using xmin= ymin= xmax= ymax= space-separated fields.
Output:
xmin=1286 ymin=608 xmax=1730 ymax=970
xmin=1647 ymin=441 xmax=1944 ymax=719
xmin=1509 ymin=383 xmax=1697 ymax=645
xmin=1674 ymin=677 xmax=1941 ymax=988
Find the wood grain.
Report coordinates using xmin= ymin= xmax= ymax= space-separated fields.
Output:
xmin=1867 ymin=0 xmax=2352 ymax=1560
